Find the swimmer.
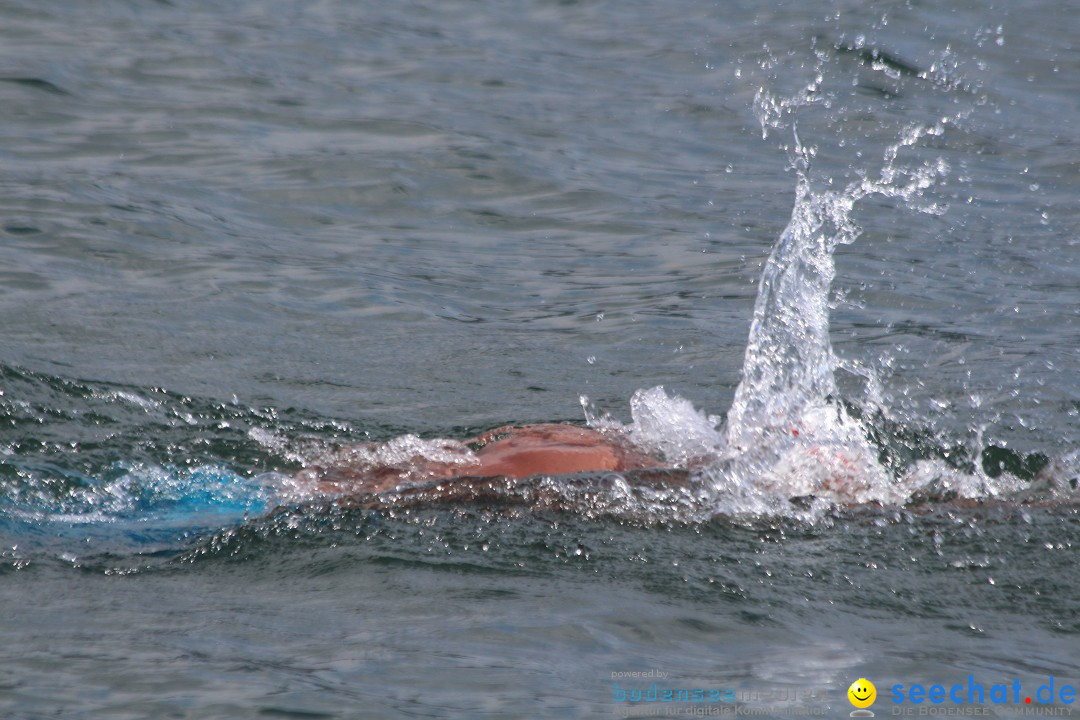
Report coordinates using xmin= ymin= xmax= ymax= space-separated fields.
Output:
xmin=289 ymin=423 xmax=1078 ymax=513
xmin=291 ymin=421 xmax=902 ymax=510
xmin=294 ymin=423 xmax=690 ymax=508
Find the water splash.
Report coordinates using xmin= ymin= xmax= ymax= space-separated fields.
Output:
xmin=598 ymin=49 xmax=1080 ymax=519
xmin=717 ymin=104 xmax=950 ymax=502
xmin=586 ymin=77 xmax=965 ymax=516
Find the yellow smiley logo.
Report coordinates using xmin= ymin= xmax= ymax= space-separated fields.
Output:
xmin=847 ymin=678 xmax=877 ymax=709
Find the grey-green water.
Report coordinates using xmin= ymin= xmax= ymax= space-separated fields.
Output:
xmin=2 ymin=1 xmax=1079 ymax=717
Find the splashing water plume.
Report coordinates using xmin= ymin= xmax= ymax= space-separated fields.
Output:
xmin=720 ymin=99 xmax=950 ymax=504
xmin=587 ymin=78 xmax=957 ymax=517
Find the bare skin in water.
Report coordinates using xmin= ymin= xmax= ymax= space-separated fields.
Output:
xmin=290 ymin=422 xmax=1075 ymax=513
xmin=296 ymin=423 xmax=677 ymax=502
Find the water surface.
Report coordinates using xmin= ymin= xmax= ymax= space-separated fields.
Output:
xmin=2 ymin=1 xmax=1080 ymax=717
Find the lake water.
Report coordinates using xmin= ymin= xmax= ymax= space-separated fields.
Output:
xmin=2 ymin=1 xmax=1079 ymax=718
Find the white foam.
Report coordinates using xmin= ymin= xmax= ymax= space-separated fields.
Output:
xmin=625 ymin=386 xmax=725 ymax=467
